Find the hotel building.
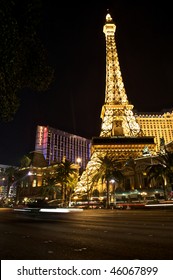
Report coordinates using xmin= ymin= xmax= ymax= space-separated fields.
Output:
xmin=35 ymin=125 xmax=91 ymax=170
xmin=135 ymin=110 xmax=173 ymax=152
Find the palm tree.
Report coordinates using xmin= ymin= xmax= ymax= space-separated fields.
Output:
xmin=146 ymin=149 xmax=173 ymax=200
xmin=5 ymin=166 xmax=19 ymax=198
xmin=20 ymin=155 xmax=31 ymax=167
xmin=124 ymin=157 xmax=138 ymax=189
xmin=41 ymin=176 xmax=60 ymax=200
xmin=92 ymin=154 xmax=123 ymax=208
xmin=56 ymin=158 xmax=78 ymax=206
xmin=66 ymin=172 xmax=78 ymax=206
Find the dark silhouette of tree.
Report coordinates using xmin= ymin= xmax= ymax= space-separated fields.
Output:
xmin=0 ymin=0 xmax=54 ymax=121
xmin=146 ymin=149 xmax=173 ymax=200
xmin=5 ymin=166 xmax=20 ymax=199
xmin=92 ymin=154 xmax=123 ymax=208
xmin=42 ymin=176 xmax=61 ymax=200
xmin=56 ymin=158 xmax=78 ymax=206
xmin=20 ymin=155 xmax=31 ymax=167
xmin=125 ymin=157 xmax=138 ymax=189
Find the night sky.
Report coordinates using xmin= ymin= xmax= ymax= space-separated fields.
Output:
xmin=0 ymin=1 xmax=173 ymax=166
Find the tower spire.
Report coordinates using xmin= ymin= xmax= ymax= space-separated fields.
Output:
xmin=100 ymin=12 xmax=142 ymax=137
xmin=103 ymin=13 xmax=128 ymax=105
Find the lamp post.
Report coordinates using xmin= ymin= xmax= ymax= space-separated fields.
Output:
xmin=76 ymin=157 xmax=81 ymax=165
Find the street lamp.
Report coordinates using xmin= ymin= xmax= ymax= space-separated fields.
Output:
xmin=110 ymin=179 xmax=116 ymax=206
xmin=76 ymin=157 xmax=82 ymax=165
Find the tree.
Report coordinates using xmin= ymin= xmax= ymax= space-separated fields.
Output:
xmin=20 ymin=155 xmax=31 ymax=167
xmin=4 ymin=166 xmax=27 ymax=204
xmin=56 ymin=158 xmax=78 ymax=206
xmin=92 ymin=154 xmax=123 ymax=208
xmin=42 ymin=176 xmax=60 ymax=200
xmin=66 ymin=172 xmax=78 ymax=206
xmin=5 ymin=166 xmax=19 ymax=198
xmin=146 ymin=149 xmax=173 ymax=200
xmin=124 ymin=157 xmax=138 ymax=189
xmin=0 ymin=0 xmax=54 ymax=121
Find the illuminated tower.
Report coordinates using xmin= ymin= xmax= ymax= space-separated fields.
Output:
xmin=75 ymin=13 xmax=156 ymax=194
xmin=100 ymin=13 xmax=142 ymax=137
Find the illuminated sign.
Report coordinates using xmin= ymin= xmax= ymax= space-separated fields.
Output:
xmin=38 ymin=126 xmax=43 ymax=146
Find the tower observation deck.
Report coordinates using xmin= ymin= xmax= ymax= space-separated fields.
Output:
xmin=74 ymin=13 xmax=156 ymax=194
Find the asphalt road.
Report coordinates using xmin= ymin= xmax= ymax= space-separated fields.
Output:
xmin=0 ymin=208 xmax=173 ymax=260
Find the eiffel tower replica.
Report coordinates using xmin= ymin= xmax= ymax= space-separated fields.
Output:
xmin=75 ymin=12 xmax=156 ymax=194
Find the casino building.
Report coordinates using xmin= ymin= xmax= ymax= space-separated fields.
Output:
xmin=35 ymin=125 xmax=91 ymax=170
xmin=135 ymin=110 xmax=173 ymax=152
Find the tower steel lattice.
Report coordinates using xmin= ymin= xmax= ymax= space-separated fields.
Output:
xmin=74 ymin=13 xmax=155 ymax=194
xmin=100 ymin=13 xmax=142 ymax=138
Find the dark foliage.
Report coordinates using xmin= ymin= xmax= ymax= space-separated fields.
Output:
xmin=0 ymin=0 xmax=54 ymax=121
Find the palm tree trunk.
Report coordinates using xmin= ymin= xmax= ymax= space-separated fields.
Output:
xmin=62 ymin=183 xmax=65 ymax=206
xmin=106 ymin=180 xmax=110 ymax=209
xmin=63 ymin=183 xmax=67 ymax=206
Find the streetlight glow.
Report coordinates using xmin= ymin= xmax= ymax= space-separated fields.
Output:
xmin=76 ymin=158 xmax=82 ymax=164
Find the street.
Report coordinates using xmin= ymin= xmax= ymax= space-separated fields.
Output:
xmin=0 ymin=208 xmax=173 ymax=260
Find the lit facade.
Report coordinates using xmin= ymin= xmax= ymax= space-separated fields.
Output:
xmin=35 ymin=125 xmax=91 ymax=170
xmin=135 ymin=110 xmax=173 ymax=152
